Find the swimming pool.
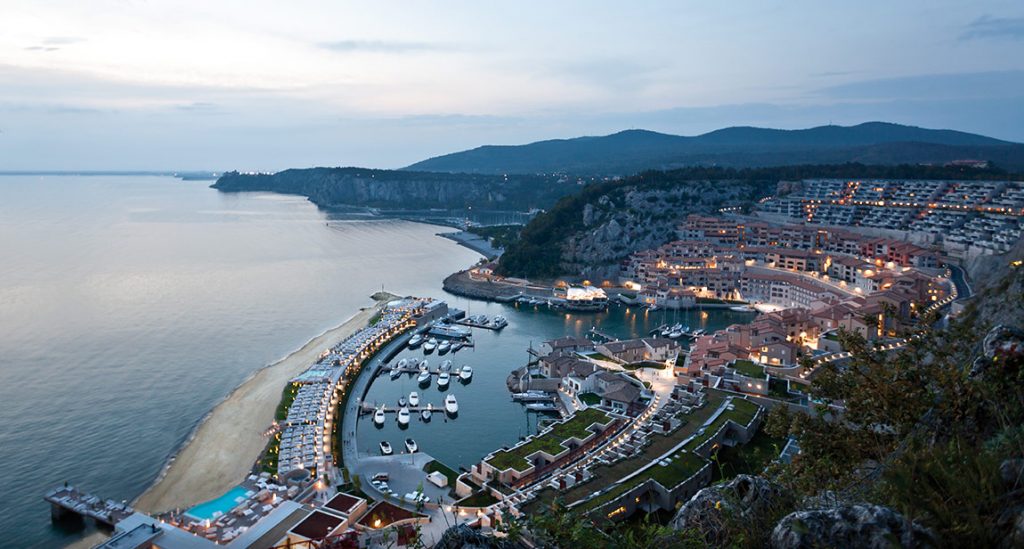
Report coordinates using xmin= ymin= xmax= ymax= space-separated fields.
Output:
xmin=186 ymin=486 xmax=249 ymax=521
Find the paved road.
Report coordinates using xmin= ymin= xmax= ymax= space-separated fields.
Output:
xmin=947 ymin=263 xmax=973 ymax=300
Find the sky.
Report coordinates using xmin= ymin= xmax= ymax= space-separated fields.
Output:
xmin=0 ymin=1 xmax=1022 ymax=171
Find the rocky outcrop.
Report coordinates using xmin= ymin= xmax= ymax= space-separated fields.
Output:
xmin=770 ymin=504 xmax=935 ymax=548
xmin=671 ymin=475 xmax=794 ymax=546
xmin=212 ymin=168 xmax=570 ymax=212
xmin=969 ymin=324 xmax=1024 ymax=379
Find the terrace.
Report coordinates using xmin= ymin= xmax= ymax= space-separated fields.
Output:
xmin=731 ymin=359 xmax=766 ymax=380
xmin=485 ymin=408 xmax=613 ymax=473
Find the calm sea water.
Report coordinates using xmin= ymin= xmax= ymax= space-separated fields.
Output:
xmin=0 ymin=175 xmax=480 ymax=547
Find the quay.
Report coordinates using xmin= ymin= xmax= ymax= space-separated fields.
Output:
xmin=45 ymin=484 xmax=134 ymax=527
xmin=357 ymin=403 xmax=448 ymax=415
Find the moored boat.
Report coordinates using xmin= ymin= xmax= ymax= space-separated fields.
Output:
xmin=439 ymin=360 xmax=452 ymax=372
xmin=459 ymin=365 xmax=473 ymax=381
xmin=389 ymin=367 xmax=402 ymax=380
xmin=398 ymin=396 xmax=407 ymax=407
xmin=397 ymin=407 xmax=410 ymax=426
xmin=423 ymin=338 xmax=438 ymax=353
xmin=451 ymin=340 xmax=465 ymax=352
xmin=408 ymin=334 xmax=424 ymax=348
xmin=380 ymin=440 xmax=393 ymax=455
xmin=419 ymin=359 xmax=429 ymax=372
xmin=421 ymin=404 xmax=432 ymax=421
xmin=408 ymin=391 xmax=419 ymax=406
xmin=405 ymin=438 xmax=418 ymax=453
xmin=417 ymin=370 xmax=431 ymax=385
xmin=445 ymin=394 xmax=458 ymax=415
xmin=437 ymin=372 xmax=450 ymax=389
xmin=373 ymin=406 xmax=386 ymax=426
xmin=437 ymin=340 xmax=451 ymax=355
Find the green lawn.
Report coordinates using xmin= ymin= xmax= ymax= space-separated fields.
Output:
xmin=579 ymin=392 xmax=602 ymax=406
xmin=583 ymin=352 xmax=614 ymax=362
xmin=458 ymin=490 xmax=499 ymax=507
xmin=486 ymin=408 xmax=613 ymax=472
xmin=423 ymin=460 xmax=459 ymax=488
xmin=275 ymin=383 xmax=301 ymax=421
xmin=711 ymin=429 xmax=786 ymax=481
xmin=732 ymin=359 xmax=766 ymax=379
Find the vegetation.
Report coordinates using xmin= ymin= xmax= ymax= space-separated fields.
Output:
xmin=731 ymin=359 xmax=766 ymax=379
xmin=423 ymin=460 xmax=459 ymax=488
xmin=458 ymin=489 xmax=499 ymax=508
xmin=486 ymin=408 xmax=612 ymax=471
xmin=579 ymin=392 xmax=602 ymax=406
xmin=466 ymin=224 xmax=522 ymax=250
xmin=275 ymin=383 xmax=300 ymax=421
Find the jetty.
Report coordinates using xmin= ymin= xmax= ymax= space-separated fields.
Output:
xmin=45 ymin=485 xmax=134 ymax=527
xmin=358 ymin=403 xmax=446 ymax=415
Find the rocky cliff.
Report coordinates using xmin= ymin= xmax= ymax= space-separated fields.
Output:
xmin=212 ymin=167 xmax=573 ymax=211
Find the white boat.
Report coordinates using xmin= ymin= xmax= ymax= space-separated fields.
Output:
xmin=389 ymin=367 xmax=402 ymax=380
xmin=526 ymin=402 xmax=559 ymax=412
xmin=419 ymin=360 xmax=429 ymax=372
xmin=398 ymin=396 xmax=407 ymax=407
xmin=459 ymin=365 xmax=473 ymax=381
xmin=408 ymin=334 xmax=424 ymax=348
xmin=379 ymin=441 xmax=393 ymax=455
xmin=445 ymin=394 xmax=459 ymax=415
xmin=439 ymin=360 xmax=453 ymax=372
xmin=451 ymin=340 xmax=465 ymax=352
xmin=373 ymin=406 xmax=386 ymax=426
xmin=405 ymin=438 xmax=418 ymax=453
xmin=423 ymin=338 xmax=438 ymax=353
xmin=669 ymin=330 xmax=683 ymax=339
xmin=492 ymin=316 xmax=508 ymax=329
xmin=397 ymin=407 xmax=410 ymax=426
xmin=437 ymin=340 xmax=451 ymax=355
xmin=408 ymin=391 xmax=419 ymax=406
xmin=437 ymin=372 xmax=450 ymax=389
xmin=397 ymin=358 xmax=408 ymax=369
xmin=421 ymin=404 xmax=432 ymax=421
xmin=417 ymin=371 xmax=431 ymax=385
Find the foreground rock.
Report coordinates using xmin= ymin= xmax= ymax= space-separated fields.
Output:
xmin=671 ymin=475 xmax=793 ymax=545
xmin=770 ymin=504 xmax=935 ymax=548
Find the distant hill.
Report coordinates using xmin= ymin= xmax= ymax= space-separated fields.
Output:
xmin=404 ymin=122 xmax=1024 ymax=175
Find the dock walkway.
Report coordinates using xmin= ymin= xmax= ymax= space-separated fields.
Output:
xmin=45 ymin=485 xmax=134 ymax=526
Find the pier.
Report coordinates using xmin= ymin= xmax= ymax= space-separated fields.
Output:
xmin=358 ymin=403 xmax=447 ymax=415
xmin=45 ymin=485 xmax=134 ymax=527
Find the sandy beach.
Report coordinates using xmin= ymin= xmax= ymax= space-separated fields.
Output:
xmin=132 ymin=294 xmax=395 ymax=514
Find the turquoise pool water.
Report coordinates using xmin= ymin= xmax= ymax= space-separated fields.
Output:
xmin=186 ymin=486 xmax=248 ymax=521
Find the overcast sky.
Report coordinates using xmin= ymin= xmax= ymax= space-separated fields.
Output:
xmin=1 ymin=1 xmax=1022 ymax=171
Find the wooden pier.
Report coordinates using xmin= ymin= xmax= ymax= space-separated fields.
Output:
xmin=45 ymin=485 xmax=134 ymax=527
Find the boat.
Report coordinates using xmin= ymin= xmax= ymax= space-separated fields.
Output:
xmin=405 ymin=438 xmax=418 ymax=453
xmin=398 ymin=396 xmax=407 ymax=407
xmin=389 ymin=367 xmax=402 ymax=380
xmin=437 ymin=340 xmax=451 ymax=355
xmin=526 ymin=402 xmax=559 ymax=412
xmin=397 ymin=358 xmax=408 ymax=369
xmin=660 ymin=326 xmax=672 ymax=337
xmin=421 ymin=404 xmax=432 ymax=421
xmin=444 ymin=394 xmax=459 ymax=415
xmin=397 ymin=407 xmax=410 ymax=426
xmin=451 ymin=340 xmax=465 ymax=352
xmin=668 ymin=330 xmax=683 ymax=339
xmin=419 ymin=360 xmax=429 ymax=372
xmin=408 ymin=391 xmax=419 ymax=406
xmin=379 ymin=441 xmax=393 ymax=455
xmin=492 ymin=316 xmax=508 ymax=329
xmin=373 ymin=406 xmax=386 ymax=426
xmin=439 ymin=360 xmax=452 ymax=372
xmin=408 ymin=334 xmax=424 ymax=348
xmin=437 ymin=372 xmax=450 ymax=389
xmin=730 ymin=305 xmax=755 ymax=313
xmin=417 ymin=370 xmax=431 ymax=385
xmin=459 ymin=365 xmax=473 ymax=381
xmin=423 ymin=338 xmax=438 ymax=353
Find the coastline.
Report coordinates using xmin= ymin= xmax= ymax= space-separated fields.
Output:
xmin=132 ymin=296 xmax=394 ymax=514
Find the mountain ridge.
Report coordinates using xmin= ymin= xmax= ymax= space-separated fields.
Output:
xmin=404 ymin=122 xmax=1023 ymax=174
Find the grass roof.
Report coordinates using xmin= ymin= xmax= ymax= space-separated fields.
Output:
xmin=486 ymin=408 xmax=612 ymax=472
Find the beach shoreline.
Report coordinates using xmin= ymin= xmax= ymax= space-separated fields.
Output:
xmin=131 ymin=294 xmax=396 ymax=514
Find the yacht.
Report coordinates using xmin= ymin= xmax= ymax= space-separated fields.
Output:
xmin=451 ymin=340 xmax=465 ymax=352
xmin=669 ymin=329 xmax=683 ymax=339
xmin=373 ymin=406 xmax=386 ymax=426
xmin=397 ymin=407 xmax=410 ymax=426
xmin=405 ymin=438 xmax=418 ymax=453
xmin=444 ymin=394 xmax=459 ymax=415
xmin=459 ymin=365 xmax=473 ymax=381
xmin=389 ymin=367 xmax=402 ymax=380
xmin=437 ymin=340 xmax=451 ymax=355
xmin=421 ymin=404 xmax=432 ymax=421
xmin=419 ymin=360 xmax=429 ymax=372
xmin=417 ymin=370 xmax=431 ymax=385
xmin=439 ymin=360 xmax=453 ymax=372
xmin=396 ymin=358 xmax=408 ymax=369
xmin=423 ymin=338 xmax=438 ymax=353
xmin=408 ymin=391 xmax=419 ymax=407
xmin=492 ymin=316 xmax=508 ymax=329
xmin=437 ymin=372 xmax=450 ymax=389
xmin=398 ymin=396 xmax=407 ymax=407
xmin=379 ymin=441 xmax=393 ymax=455
xmin=408 ymin=334 xmax=424 ymax=348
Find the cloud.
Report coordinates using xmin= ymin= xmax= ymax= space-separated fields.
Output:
xmin=816 ymin=70 xmax=1024 ymax=102
xmin=24 ymin=46 xmax=60 ymax=52
xmin=960 ymin=15 xmax=1024 ymax=40
xmin=317 ymin=40 xmax=456 ymax=53
xmin=43 ymin=36 xmax=86 ymax=45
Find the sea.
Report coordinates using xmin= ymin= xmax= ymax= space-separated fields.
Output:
xmin=0 ymin=175 xmax=754 ymax=547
